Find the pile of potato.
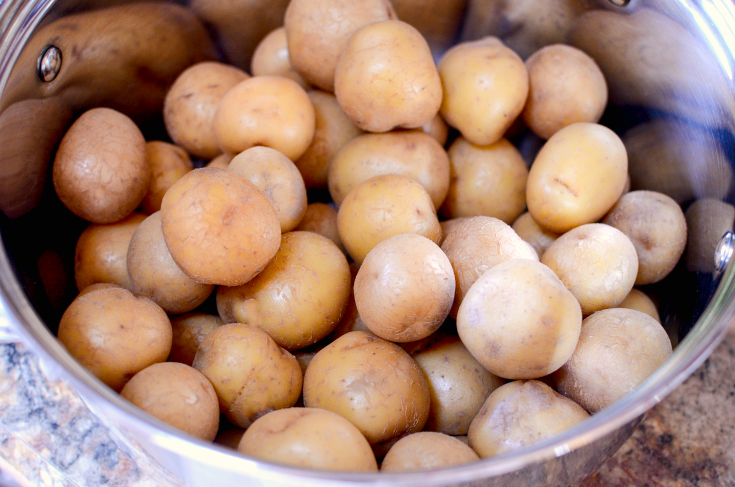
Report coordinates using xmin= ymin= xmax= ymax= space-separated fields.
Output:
xmin=52 ymin=0 xmax=689 ymax=473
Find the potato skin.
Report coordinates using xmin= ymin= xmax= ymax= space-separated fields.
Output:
xmin=139 ymin=142 xmax=194 ymax=215
xmin=169 ymin=313 xmax=224 ymax=366
xmin=294 ymin=203 xmax=345 ymax=254
xmin=512 ymin=212 xmax=560 ymax=259
xmin=618 ymin=289 xmax=660 ymax=323
xmin=381 ymin=432 xmax=479 ymax=471
xmin=251 ymin=27 xmax=308 ymax=89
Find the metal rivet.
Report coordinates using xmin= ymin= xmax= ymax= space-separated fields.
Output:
xmin=37 ymin=45 xmax=62 ymax=82
xmin=608 ymin=0 xmax=630 ymax=6
xmin=714 ymin=231 xmax=734 ymax=274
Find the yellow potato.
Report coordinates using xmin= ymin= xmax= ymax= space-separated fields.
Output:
xmin=251 ymin=27 xmax=308 ymax=89
xmin=618 ymin=289 xmax=660 ymax=323
xmin=511 ymin=212 xmax=560 ymax=259
xmin=206 ymin=154 xmax=232 ymax=170
xmin=168 ymin=313 xmax=224 ymax=366
xmin=381 ymin=432 xmax=479 ymax=471
xmin=293 ymin=203 xmax=345 ymax=254
xmin=139 ymin=142 xmax=193 ymax=215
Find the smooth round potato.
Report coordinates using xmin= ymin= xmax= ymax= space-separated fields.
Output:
xmin=527 ymin=123 xmax=628 ymax=233
xmin=414 ymin=335 xmax=505 ymax=435
xmin=53 ymin=108 xmax=149 ymax=224
xmin=206 ymin=153 xmax=232 ymax=170
xmin=160 ymin=168 xmax=281 ymax=286
xmin=468 ymin=380 xmax=589 ymax=458
xmin=441 ymin=216 xmax=539 ymax=317
xmin=294 ymin=203 xmax=345 ymax=254
xmin=414 ymin=113 xmax=450 ymax=146
xmin=328 ymin=132 xmax=450 ymax=209
xmin=457 ymin=259 xmax=582 ymax=379
xmin=213 ymin=76 xmax=315 ymax=160
xmin=618 ymin=289 xmax=660 ymax=322
xmin=685 ymin=198 xmax=735 ymax=273
xmin=169 ymin=313 xmax=224 ymax=366
xmin=77 ymin=282 xmax=120 ymax=297
xmin=120 ymin=362 xmax=219 ymax=441
xmin=127 ymin=212 xmax=215 ymax=314
xmin=228 ymin=147 xmax=308 ymax=232
xmin=542 ymin=224 xmax=639 ymax=315
xmin=439 ymin=37 xmax=529 ymax=146
xmin=57 ymin=286 xmax=172 ymax=392
xmin=553 ymin=308 xmax=673 ymax=413
xmin=337 ymin=174 xmax=442 ymax=265
xmin=326 ymin=264 xmax=366 ymax=342
xmin=216 ymin=231 xmax=351 ymax=351
xmin=284 ymin=0 xmax=396 ymax=91
xmin=602 ymin=190 xmax=687 ymax=285
xmin=163 ymin=62 xmax=249 ymax=160
xmin=438 ymin=217 xmax=471 ymax=246
xmin=439 ymin=136 xmax=528 ymax=224
xmin=354 ymin=234 xmax=455 ymax=342
xmin=74 ymin=212 xmax=147 ymax=292
xmin=192 ymin=323 xmax=302 ymax=428
xmin=139 ymin=141 xmax=194 ymax=214
xmin=381 ymin=432 xmax=479 ymax=471
xmin=522 ymin=44 xmax=607 ymax=140
xmin=295 ymin=91 xmax=364 ymax=189
xmin=512 ymin=212 xmax=560 ymax=259
xmin=251 ymin=27 xmax=308 ymax=89
xmin=303 ymin=331 xmax=430 ymax=444
xmin=238 ymin=408 xmax=378 ymax=472
xmin=335 ymin=20 xmax=442 ymax=133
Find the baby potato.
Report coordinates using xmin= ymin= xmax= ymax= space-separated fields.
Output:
xmin=160 ymin=168 xmax=281 ymax=286
xmin=120 ymin=362 xmax=219 ymax=441
xmin=526 ymin=123 xmax=628 ymax=233
xmin=139 ymin=142 xmax=193 ymax=215
xmin=685 ymin=198 xmax=735 ymax=273
xmin=337 ymin=174 xmax=442 ymax=265
xmin=381 ymin=432 xmax=479 ymax=472
xmin=439 ymin=136 xmax=528 ymax=224
xmin=468 ymin=380 xmax=589 ymax=458
xmin=438 ymin=217 xmax=471 ymax=246
xmin=238 ymin=408 xmax=378 ymax=472
xmin=295 ymin=91 xmax=364 ymax=189
xmin=284 ymin=0 xmax=396 ymax=92
xmin=57 ymin=286 xmax=172 ymax=392
xmin=618 ymin=289 xmax=660 ymax=323
xmin=416 ymin=114 xmax=450 ymax=146
xmin=228 ymin=147 xmax=308 ymax=233
xmin=216 ymin=231 xmax=351 ymax=351
xmin=192 ymin=323 xmax=302 ymax=428
xmin=213 ymin=76 xmax=315 ymax=161
xmin=512 ymin=212 xmax=560 ymax=259
xmin=602 ymin=190 xmax=687 ymax=285
xmin=553 ymin=308 xmax=673 ymax=413
xmin=414 ymin=335 xmax=505 ymax=435
xmin=303 ymin=331 xmax=430 ymax=444
xmin=542 ymin=224 xmax=638 ymax=315
xmin=74 ymin=213 xmax=147 ymax=292
xmin=251 ymin=27 xmax=308 ymax=89
xmin=328 ymin=132 xmax=450 ymax=209
xmin=439 ymin=37 xmax=528 ymax=146
xmin=163 ymin=62 xmax=249 ymax=160
xmin=169 ymin=313 xmax=224 ymax=366
xmin=206 ymin=154 xmax=232 ymax=170
xmin=294 ymin=203 xmax=345 ymax=254
xmin=354 ymin=234 xmax=455 ymax=342
xmin=127 ymin=212 xmax=215 ymax=314
xmin=457 ymin=259 xmax=582 ymax=379
xmin=522 ymin=44 xmax=607 ymax=140
xmin=335 ymin=20 xmax=443 ymax=133
xmin=53 ymin=108 xmax=149 ymax=224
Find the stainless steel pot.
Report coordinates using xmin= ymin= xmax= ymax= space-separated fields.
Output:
xmin=1 ymin=0 xmax=735 ymax=485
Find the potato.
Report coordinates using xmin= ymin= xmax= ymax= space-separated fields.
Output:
xmin=438 ymin=217 xmax=471 ymax=246
xmin=413 ymin=335 xmax=505 ymax=435
xmin=139 ymin=142 xmax=194 ymax=214
xmin=335 ymin=20 xmax=443 ymax=133
xmin=354 ymin=234 xmax=454 ymax=342
xmin=468 ymin=380 xmax=589 ymax=458
xmin=390 ymin=0 xmax=467 ymax=53
xmin=294 ymin=203 xmax=345 ymax=254
xmin=192 ymin=323 xmax=302 ymax=428
xmin=160 ymin=168 xmax=281 ymax=286
xmin=168 ymin=313 xmax=224 ymax=366
xmin=238 ymin=408 xmax=378 ymax=472
xmin=542 ymin=224 xmax=638 ymax=315
xmin=206 ymin=154 xmax=232 ymax=170
xmin=284 ymin=0 xmax=396 ymax=92
xmin=216 ymin=231 xmax=351 ymax=351
xmin=326 ymin=264 xmax=366 ymax=342
xmin=553 ymin=308 xmax=672 ymax=413
xmin=416 ymin=114 xmax=450 ymax=146
xmin=602 ymin=191 xmax=687 ymax=285
xmin=337 ymin=174 xmax=442 ymax=265
xmin=303 ymin=331 xmax=430 ymax=444
xmin=457 ymin=259 xmax=582 ymax=379
xmin=213 ymin=76 xmax=315 ymax=160
xmin=685 ymin=199 xmax=735 ymax=273
xmin=228 ymin=147 xmax=308 ymax=233
xmin=618 ymin=289 xmax=660 ymax=323
xmin=511 ymin=212 xmax=560 ymax=259
xmin=328 ymin=132 xmax=450 ymax=209
xmin=53 ymin=108 xmax=149 ymax=224
xmin=214 ymin=426 xmax=246 ymax=450
xmin=438 ymin=37 xmax=528 ymax=146
xmin=251 ymin=27 xmax=308 ymax=89
xmin=439 ymin=136 xmax=528 ymax=224
xmin=526 ymin=123 xmax=628 ymax=233
xmin=74 ymin=213 xmax=147 ymax=292
xmin=127 ymin=212 xmax=215 ymax=314
xmin=381 ymin=432 xmax=479 ymax=471
xmin=522 ymin=44 xmax=607 ymax=140
xmin=163 ymin=62 xmax=249 ymax=160
xmin=120 ymin=362 xmax=219 ymax=441
xmin=57 ymin=286 xmax=172 ymax=392
xmin=295 ymin=91 xmax=364 ymax=189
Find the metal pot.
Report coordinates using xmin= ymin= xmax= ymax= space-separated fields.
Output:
xmin=1 ymin=0 xmax=734 ymax=485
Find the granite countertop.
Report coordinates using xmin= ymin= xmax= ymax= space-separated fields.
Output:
xmin=0 ymin=326 xmax=734 ymax=486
